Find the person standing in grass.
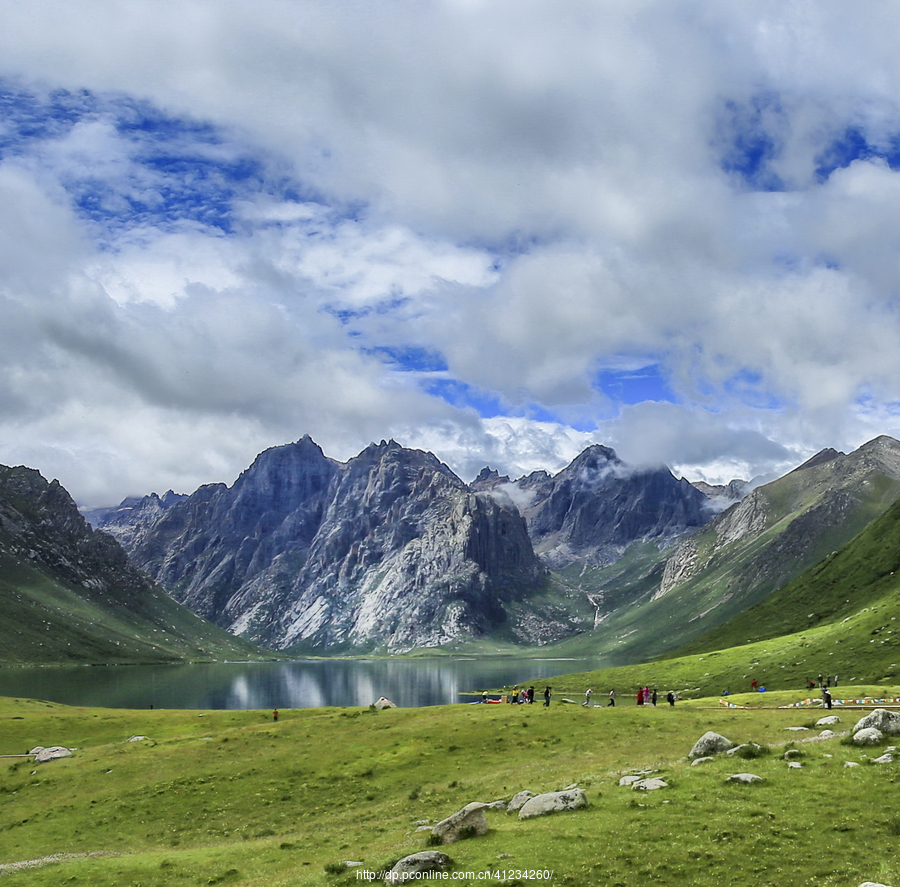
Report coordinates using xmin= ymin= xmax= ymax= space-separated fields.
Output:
xmin=583 ymin=688 xmax=593 ymax=706
xmin=666 ymin=691 xmax=675 ymax=706
xmin=544 ymin=686 xmax=551 ymax=707
xmin=607 ymin=689 xmax=616 ymax=707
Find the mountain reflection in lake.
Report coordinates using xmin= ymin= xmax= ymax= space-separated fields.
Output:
xmin=0 ymin=658 xmax=607 ymax=710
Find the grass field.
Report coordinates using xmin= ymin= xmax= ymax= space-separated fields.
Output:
xmin=2 ymin=691 xmax=899 ymax=887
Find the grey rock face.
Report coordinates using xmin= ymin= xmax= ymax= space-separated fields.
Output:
xmin=431 ymin=803 xmax=490 ymax=843
xmin=853 ymin=727 xmax=885 ymax=745
xmin=506 ymin=791 xmax=535 ymax=812
xmin=689 ymin=732 xmax=735 ymax=759
xmin=854 ymin=709 xmax=900 ymax=735
xmin=517 ymin=789 xmax=588 ymax=819
xmin=508 ymin=445 xmax=710 ymax=568
xmin=385 ymin=851 xmax=452 ymax=884
xmin=120 ymin=437 xmax=547 ymax=652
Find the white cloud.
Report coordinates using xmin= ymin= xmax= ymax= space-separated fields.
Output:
xmin=3 ymin=3 xmax=900 ymax=502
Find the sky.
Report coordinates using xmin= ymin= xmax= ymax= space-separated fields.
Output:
xmin=2 ymin=2 xmax=900 ymax=505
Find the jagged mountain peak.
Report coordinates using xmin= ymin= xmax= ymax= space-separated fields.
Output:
xmin=470 ymin=467 xmax=511 ymax=491
xmin=791 ymin=447 xmax=844 ymax=473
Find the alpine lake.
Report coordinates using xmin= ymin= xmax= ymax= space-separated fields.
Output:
xmin=0 ymin=657 xmax=608 ymax=710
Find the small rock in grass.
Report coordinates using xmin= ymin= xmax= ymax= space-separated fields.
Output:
xmin=632 ymin=778 xmax=668 ymax=791
xmin=726 ymin=773 xmax=763 ymax=785
xmin=385 ymin=851 xmax=451 ymax=884
xmin=873 ymin=753 xmax=894 ymax=764
xmin=844 ymin=761 xmax=860 ymax=768
xmin=691 ymin=757 xmax=714 ymax=767
xmin=816 ymin=716 xmax=841 ymax=726
xmin=787 ymin=762 xmax=802 ymax=769
xmin=618 ymin=775 xmax=643 ymax=786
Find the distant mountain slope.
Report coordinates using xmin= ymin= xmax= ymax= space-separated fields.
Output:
xmin=113 ymin=437 xmax=548 ymax=653
xmin=535 ymin=435 xmax=900 ymax=664
xmin=0 ymin=465 xmax=264 ymax=665
xmin=675 ymin=486 xmax=900 ymax=657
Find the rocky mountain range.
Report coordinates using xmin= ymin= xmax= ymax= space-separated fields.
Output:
xmin=96 ymin=437 xmax=710 ymax=653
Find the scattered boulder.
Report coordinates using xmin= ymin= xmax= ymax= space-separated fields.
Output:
xmin=787 ymin=762 xmax=802 ymax=769
xmin=618 ymin=775 xmax=643 ymax=786
xmin=857 ymin=882 xmax=894 ymax=887
xmin=690 ymin=757 xmax=714 ymax=767
xmin=854 ymin=709 xmax=900 ymax=735
xmin=632 ymin=778 xmax=668 ymax=791
xmin=518 ymin=789 xmax=588 ymax=820
xmin=783 ymin=749 xmax=803 ymax=760
xmin=725 ymin=773 xmax=763 ymax=785
xmin=431 ymin=803 xmax=489 ymax=843
xmin=506 ymin=791 xmax=535 ymax=813
xmin=385 ymin=851 xmax=451 ymax=884
xmin=373 ymin=697 xmax=397 ymax=710
xmin=816 ymin=716 xmax=841 ymax=726
xmin=853 ymin=727 xmax=885 ymax=746
xmin=127 ymin=736 xmax=151 ymax=742
xmin=873 ymin=753 xmax=894 ymax=764
xmin=785 ymin=727 xmax=810 ymax=732
xmin=31 ymin=747 xmax=72 ymax=763
xmin=844 ymin=761 xmax=860 ymax=768
xmin=689 ymin=732 xmax=734 ymax=759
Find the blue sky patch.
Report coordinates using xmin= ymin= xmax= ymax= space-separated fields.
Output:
xmin=815 ymin=125 xmax=900 ymax=182
xmin=716 ymin=94 xmax=786 ymax=192
xmin=594 ymin=364 xmax=678 ymax=406
xmin=367 ymin=345 xmax=448 ymax=373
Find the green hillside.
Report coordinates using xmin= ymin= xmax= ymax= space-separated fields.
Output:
xmin=675 ymin=491 xmax=900 ymax=656
xmin=0 ymin=551 xmax=265 ymax=664
xmin=0 ymin=464 xmax=267 ymax=665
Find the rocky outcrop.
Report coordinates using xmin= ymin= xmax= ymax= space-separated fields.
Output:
xmin=689 ymin=731 xmax=735 ymax=759
xmin=116 ymin=438 xmax=546 ymax=652
xmin=854 ymin=709 xmax=900 ymax=735
xmin=431 ymin=803 xmax=490 ymax=843
xmin=500 ymin=445 xmax=710 ymax=568
xmin=517 ymin=788 xmax=588 ymax=819
xmin=385 ymin=851 xmax=452 ymax=884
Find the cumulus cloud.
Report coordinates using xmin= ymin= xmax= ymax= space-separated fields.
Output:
xmin=2 ymin=2 xmax=900 ymax=502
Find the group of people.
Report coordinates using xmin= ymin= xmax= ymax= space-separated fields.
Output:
xmin=508 ymin=685 xmax=536 ymax=704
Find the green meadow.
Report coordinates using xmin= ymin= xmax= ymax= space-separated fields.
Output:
xmin=2 ymin=691 xmax=899 ymax=887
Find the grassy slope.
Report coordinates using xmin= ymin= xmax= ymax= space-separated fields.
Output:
xmin=1 ymin=693 xmax=900 ymax=887
xmin=0 ymin=552 xmax=266 ymax=665
xmin=676 ymin=494 xmax=900 ymax=656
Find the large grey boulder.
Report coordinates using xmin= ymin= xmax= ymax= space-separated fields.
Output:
xmin=853 ymin=727 xmax=885 ymax=746
xmin=385 ymin=851 xmax=452 ymax=884
xmin=689 ymin=732 xmax=734 ymax=759
xmin=431 ymin=803 xmax=489 ymax=843
xmin=632 ymin=778 xmax=668 ymax=791
xmin=506 ymin=791 xmax=535 ymax=813
xmin=31 ymin=746 xmax=72 ymax=763
xmin=854 ymin=709 xmax=900 ymax=735
xmin=518 ymin=789 xmax=588 ymax=820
